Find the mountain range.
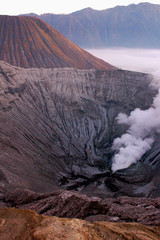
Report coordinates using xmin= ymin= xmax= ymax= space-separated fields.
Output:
xmin=23 ymin=2 xmax=160 ymax=48
xmin=0 ymin=15 xmax=115 ymax=69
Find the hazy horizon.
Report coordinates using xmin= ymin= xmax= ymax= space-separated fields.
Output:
xmin=0 ymin=0 xmax=160 ymax=16
xmin=87 ymin=48 xmax=160 ymax=75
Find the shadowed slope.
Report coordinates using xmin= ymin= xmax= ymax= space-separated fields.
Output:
xmin=0 ymin=15 xmax=115 ymax=70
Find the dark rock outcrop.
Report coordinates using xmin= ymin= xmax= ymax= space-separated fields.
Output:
xmin=1 ymin=188 xmax=160 ymax=226
xmin=0 ymin=15 xmax=115 ymax=70
xmin=25 ymin=3 xmax=160 ymax=48
xmin=0 ymin=61 xmax=159 ymax=197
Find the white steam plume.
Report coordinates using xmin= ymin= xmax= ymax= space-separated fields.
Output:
xmin=112 ymin=89 xmax=160 ymax=172
xmin=87 ymin=48 xmax=160 ymax=172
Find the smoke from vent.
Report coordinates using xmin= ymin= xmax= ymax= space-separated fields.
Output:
xmin=112 ymin=84 xmax=160 ymax=172
xmin=87 ymin=48 xmax=160 ymax=172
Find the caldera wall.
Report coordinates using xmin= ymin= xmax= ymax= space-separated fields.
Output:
xmin=0 ymin=61 xmax=158 ymax=197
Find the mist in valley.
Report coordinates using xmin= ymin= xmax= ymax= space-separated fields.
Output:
xmin=87 ymin=48 xmax=160 ymax=75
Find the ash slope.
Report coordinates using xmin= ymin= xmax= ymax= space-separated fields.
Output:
xmin=0 ymin=61 xmax=159 ymax=197
xmin=0 ymin=15 xmax=115 ymax=70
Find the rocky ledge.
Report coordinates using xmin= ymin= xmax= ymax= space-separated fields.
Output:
xmin=0 ymin=207 xmax=160 ymax=240
xmin=1 ymin=188 xmax=160 ymax=226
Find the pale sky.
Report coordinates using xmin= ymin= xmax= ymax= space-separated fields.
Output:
xmin=0 ymin=0 xmax=160 ymax=15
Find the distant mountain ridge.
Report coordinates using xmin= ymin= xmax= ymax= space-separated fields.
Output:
xmin=23 ymin=3 xmax=160 ymax=48
xmin=0 ymin=15 xmax=115 ymax=69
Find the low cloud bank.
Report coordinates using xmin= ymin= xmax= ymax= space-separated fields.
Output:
xmin=87 ymin=48 xmax=160 ymax=74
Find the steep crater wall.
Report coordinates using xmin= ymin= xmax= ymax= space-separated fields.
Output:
xmin=0 ymin=61 xmax=158 ymax=197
